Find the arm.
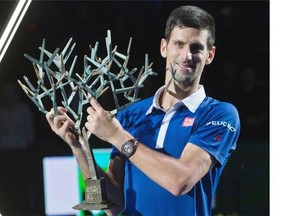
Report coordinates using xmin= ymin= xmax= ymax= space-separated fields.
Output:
xmin=127 ymin=142 xmax=215 ymax=196
xmin=85 ymin=98 xmax=216 ymax=196
xmin=97 ymin=155 xmax=126 ymax=216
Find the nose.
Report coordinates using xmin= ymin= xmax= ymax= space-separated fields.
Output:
xmin=181 ymin=45 xmax=192 ymax=62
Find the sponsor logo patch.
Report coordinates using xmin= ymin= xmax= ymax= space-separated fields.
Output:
xmin=182 ymin=117 xmax=195 ymax=127
xmin=206 ymin=121 xmax=236 ymax=132
xmin=215 ymin=134 xmax=221 ymax=142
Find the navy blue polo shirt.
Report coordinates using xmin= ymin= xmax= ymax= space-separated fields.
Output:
xmin=111 ymin=85 xmax=240 ymax=216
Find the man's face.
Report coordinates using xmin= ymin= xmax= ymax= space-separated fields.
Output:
xmin=160 ymin=26 xmax=215 ymax=88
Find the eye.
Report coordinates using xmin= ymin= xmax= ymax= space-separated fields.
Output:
xmin=190 ymin=43 xmax=204 ymax=54
xmin=174 ymin=41 xmax=184 ymax=48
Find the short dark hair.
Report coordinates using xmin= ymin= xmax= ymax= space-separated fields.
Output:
xmin=165 ymin=5 xmax=216 ymax=50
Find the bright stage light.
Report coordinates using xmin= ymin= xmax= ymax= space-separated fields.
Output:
xmin=0 ymin=0 xmax=32 ymax=63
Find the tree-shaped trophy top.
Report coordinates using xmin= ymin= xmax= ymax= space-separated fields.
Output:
xmin=18 ymin=30 xmax=157 ymax=138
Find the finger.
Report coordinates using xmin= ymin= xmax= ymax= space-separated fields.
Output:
xmin=86 ymin=115 xmax=93 ymax=124
xmin=46 ymin=110 xmax=57 ymax=123
xmin=59 ymin=120 xmax=72 ymax=133
xmin=58 ymin=107 xmax=68 ymax=114
xmin=46 ymin=107 xmax=67 ymax=121
xmin=86 ymin=106 xmax=96 ymax=115
xmin=84 ymin=121 xmax=92 ymax=132
xmin=46 ymin=111 xmax=53 ymax=121
xmin=54 ymin=115 xmax=66 ymax=128
xmin=89 ymin=97 xmax=103 ymax=110
xmin=56 ymin=115 xmax=75 ymax=128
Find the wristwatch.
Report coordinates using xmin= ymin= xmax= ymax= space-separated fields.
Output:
xmin=120 ymin=138 xmax=139 ymax=158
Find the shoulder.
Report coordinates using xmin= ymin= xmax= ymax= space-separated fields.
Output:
xmin=196 ymin=97 xmax=240 ymax=126
xmin=129 ymin=97 xmax=153 ymax=109
xmin=202 ymin=97 xmax=239 ymax=116
xmin=123 ymin=97 xmax=153 ymax=112
xmin=116 ymin=97 xmax=153 ymax=119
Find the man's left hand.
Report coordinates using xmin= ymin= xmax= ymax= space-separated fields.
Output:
xmin=85 ymin=97 xmax=123 ymax=144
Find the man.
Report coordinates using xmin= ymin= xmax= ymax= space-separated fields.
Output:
xmin=46 ymin=5 xmax=240 ymax=216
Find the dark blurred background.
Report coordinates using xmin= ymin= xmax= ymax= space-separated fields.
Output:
xmin=0 ymin=1 xmax=269 ymax=215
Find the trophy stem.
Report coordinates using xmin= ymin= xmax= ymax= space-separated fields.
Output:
xmin=82 ymin=129 xmax=99 ymax=179
xmin=73 ymin=128 xmax=118 ymax=210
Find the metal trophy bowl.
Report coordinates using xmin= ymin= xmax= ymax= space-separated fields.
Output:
xmin=18 ymin=30 xmax=156 ymax=210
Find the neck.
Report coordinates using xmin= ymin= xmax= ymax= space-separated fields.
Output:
xmin=160 ymin=79 xmax=199 ymax=110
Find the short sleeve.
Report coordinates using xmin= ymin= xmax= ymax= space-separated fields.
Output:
xmin=189 ymin=102 xmax=240 ymax=166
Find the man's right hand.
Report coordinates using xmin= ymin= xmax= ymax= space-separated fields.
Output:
xmin=46 ymin=107 xmax=80 ymax=148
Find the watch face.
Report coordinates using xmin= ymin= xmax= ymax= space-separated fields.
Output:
xmin=123 ymin=142 xmax=133 ymax=154
xmin=121 ymin=139 xmax=137 ymax=157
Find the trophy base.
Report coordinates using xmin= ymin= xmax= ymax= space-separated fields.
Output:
xmin=73 ymin=200 xmax=118 ymax=210
xmin=72 ymin=177 xmax=119 ymax=210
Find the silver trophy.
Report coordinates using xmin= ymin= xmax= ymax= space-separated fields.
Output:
xmin=18 ymin=30 xmax=157 ymax=210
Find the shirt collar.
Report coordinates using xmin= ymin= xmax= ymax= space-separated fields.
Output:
xmin=146 ymin=85 xmax=206 ymax=115
xmin=182 ymin=85 xmax=206 ymax=113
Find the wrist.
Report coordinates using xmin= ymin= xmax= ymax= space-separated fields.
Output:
xmin=70 ymin=145 xmax=83 ymax=155
xmin=120 ymin=138 xmax=139 ymax=158
xmin=69 ymin=140 xmax=83 ymax=151
xmin=109 ymin=129 xmax=134 ymax=148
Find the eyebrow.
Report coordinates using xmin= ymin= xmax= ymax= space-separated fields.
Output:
xmin=190 ymin=43 xmax=205 ymax=50
xmin=171 ymin=38 xmax=206 ymax=51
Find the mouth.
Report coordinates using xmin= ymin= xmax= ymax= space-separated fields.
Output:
xmin=178 ymin=63 xmax=190 ymax=69
xmin=176 ymin=62 xmax=194 ymax=71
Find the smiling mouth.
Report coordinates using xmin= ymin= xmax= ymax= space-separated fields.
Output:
xmin=169 ymin=62 xmax=195 ymax=76
xmin=178 ymin=63 xmax=190 ymax=69
xmin=176 ymin=62 xmax=196 ymax=71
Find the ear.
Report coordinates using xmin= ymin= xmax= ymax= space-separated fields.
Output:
xmin=205 ymin=46 xmax=216 ymax=65
xmin=160 ymin=38 xmax=168 ymax=58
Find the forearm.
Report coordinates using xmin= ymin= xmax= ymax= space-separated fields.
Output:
xmin=71 ymin=145 xmax=91 ymax=180
xmin=96 ymin=157 xmax=125 ymax=216
xmin=130 ymin=144 xmax=191 ymax=195
xmin=110 ymin=130 xmax=211 ymax=196
xmin=109 ymin=132 xmax=183 ymax=192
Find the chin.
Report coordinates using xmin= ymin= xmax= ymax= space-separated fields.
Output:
xmin=173 ymin=76 xmax=193 ymax=86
